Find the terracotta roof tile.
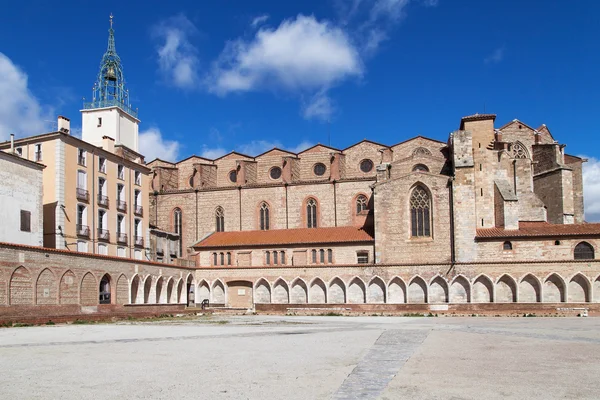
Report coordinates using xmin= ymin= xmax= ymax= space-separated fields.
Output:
xmin=476 ymin=222 xmax=600 ymax=239
xmin=193 ymin=226 xmax=374 ymax=248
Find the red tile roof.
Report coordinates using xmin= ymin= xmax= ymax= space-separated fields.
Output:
xmin=193 ymin=226 xmax=374 ymax=248
xmin=476 ymin=222 xmax=600 ymax=239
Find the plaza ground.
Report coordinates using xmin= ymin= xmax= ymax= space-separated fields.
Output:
xmin=1 ymin=315 xmax=599 ymax=399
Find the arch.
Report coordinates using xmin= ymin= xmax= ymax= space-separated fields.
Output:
xmin=408 ymin=276 xmax=427 ymax=303
xmin=503 ymin=241 xmax=513 ymax=251
xmin=130 ymin=274 xmax=141 ymax=304
xmin=519 ymin=274 xmax=541 ymax=303
xmin=472 ymin=274 xmax=493 ymax=303
xmin=166 ymin=278 xmax=174 ymax=304
xmin=80 ymin=272 xmax=97 ymax=306
xmin=429 ymin=275 xmax=448 ymax=303
xmin=36 ymin=268 xmax=57 ymax=305
xmin=215 ymin=206 xmax=225 ymax=232
xmin=59 ymin=270 xmax=78 ymax=305
xmin=143 ymin=275 xmax=153 ymax=304
xmin=99 ymin=273 xmax=112 ymax=305
xmin=273 ymin=278 xmax=290 ymax=304
xmin=388 ymin=277 xmax=406 ymax=304
xmin=197 ymin=280 xmax=210 ymax=304
xmin=568 ymin=273 xmax=590 ymax=303
xmin=212 ymin=279 xmax=226 ymax=304
xmin=347 ymin=277 xmax=366 ymax=304
xmin=306 ymin=197 xmax=318 ymax=228
xmin=495 ymin=274 xmax=517 ymax=303
xmin=254 ymin=278 xmax=271 ymax=304
xmin=543 ymin=273 xmax=566 ymax=303
xmin=412 ymin=164 xmax=429 ymax=173
xmin=449 ymin=275 xmax=471 ymax=303
xmin=367 ymin=276 xmax=386 ymax=303
xmin=413 ymin=147 xmax=432 ymax=157
xmin=511 ymin=141 xmax=529 ymax=159
xmin=290 ymin=278 xmax=308 ymax=304
xmin=259 ymin=201 xmax=270 ymax=230
xmin=594 ymin=275 xmax=600 ymax=303
xmin=328 ymin=277 xmax=346 ymax=303
xmin=410 ymin=184 xmax=432 ymax=238
xmin=155 ymin=277 xmax=166 ymax=304
xmin=176 ymin=278 xmax=184 ymax=303
xmin=9 ymin=266 xmax=33 ymax=305
xmin=308 ymin=278 xmax=326 ymax=303
xmin=115 ymin=274 xmax=128 ymax=305
xmin=574 ymin=242 xmax=595 ymax=260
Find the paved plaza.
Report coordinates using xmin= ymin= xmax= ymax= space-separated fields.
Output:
xmin=1 ymin=315 xmax=600 ymax=399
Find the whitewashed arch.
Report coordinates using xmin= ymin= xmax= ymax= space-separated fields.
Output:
xmin=449 ymin=275 xmax=471 ymax=303
xmin=388 ymin=276 xmax=406 ymax=304
xmin=408 ymin=276 xmax=427 ymax=303
xmin=143 ymin=275 xmax=154 ymax=304
xmin=254 ymin=278 xmax=272 ymax=304
xmin=309 ymin=277 xmax=327 ymax=304
xmin=347 ymin=277 xmax=366 ymax=304
xmin=519 ymin=274 xmax=541 ymax=303
xmin=165 ymin=277 xmax=175 ymax=304
xmin=472 ymin=274 xmax=493 ymax=303
xmin=496 ymin=274 xmax=517 ymax=303
xmin=429 ymin=275 xmax=448 ymax=303
xmin=367 ymin=276 xmax=386 ymax=304
xmin=290 ymin=277 xmax=308 ymax=304
xmin=568 ymin=272 xmax=590 ymax=303
xmin=197 ymin=279 xmax=210 ymax=304
xmin=211 ymin=279 xmax=226 ymax=304
xmin=328 ymin=277 xmax=346 ymax=304
xmin=272 ymin=278 xmax=290 ymax=304
xmin=543 ymin=273 xmax=566 ymax=303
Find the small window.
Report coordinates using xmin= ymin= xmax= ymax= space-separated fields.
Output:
xmin=357 ymin=252 xmax=369 ymax=264
xmin=574 ymin=242 xmax=595 ymax=260
xmin=412 ymin=164 xmax=429 ymax=173
xmin=220 ymin=252 xmax=224 ymax=266
xmin=34 ymin=144 xmax=42 ymax=162
xmin=99 ymin=157 xmax=106 ymax=173
xmin=117 ymin=165 xmax=124 ymax=180
xmin=20 ymin=210 xmax=31 ymax=232
xmin=273 ymin=251 xmax=278 ymax=265
xmin=312 ymin=249 xmax=317 ymax=264
xmin=215 ymin=207 xmax=225 ymax=232
xmin=320 ymin=249 xmax=325 ymax=263
xmin=227 ymin=252 xmax=231 ymax=265
xmin=554 ymin=240 xmax=561 ymax=246
xmin=360 ymin=159 xmax=374 ymax=173
xmin=356 ymin=195 xmax=368 ymax=214
xmin=97 ymin=117 xmax=102 ymax=127
xmin=134 ymin=171 xmax=141 ymax=186
xmin=78 ymin=149 xmax=86 ymax=166
xmin=503 ymin=241 xmax=513 ymax=251
xmin=77 ymin=241 xmax=88 ymax=253
xmin=313 ymin=163 xmax=326 ymax=176
xmin=229 ymin=170 xmax=237 ymax=183
xmin=213 ymin=253 xmax=217 ymax=265
xmin=280 ymin=251 xmax=285 ymax=265
xmin=259 ymin=202 xmax=270 ymax=230
xmin=266 ymin=251 xmax=271 ymax=265
xmin=327 ymin=249 xmax=332 ymax=263
xmin=15 ymin=147 xmax=23 ymax=157
xmin=270 ymin=167 xmax=282 ymax=180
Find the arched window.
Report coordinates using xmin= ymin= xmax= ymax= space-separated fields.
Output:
xmin=574 ymin=242 xmax=595 ymax=260
xmin=213 ymin=252 xmax=217 ymax=265
xmin=220 ymin=252 xmax=224 ymax=266
xmin=273 ymin=251 xmax=278 ymax=265
xmin=511 ymin=142 xmax=529 ymax=159
xmin=312 ymin=249 xmax=317 ymax=263
xmin=260 ymin=202 xmax=270 ymax=230
xmin=413 ymin=147 xmax=432 ymax=157
xmin=412 ymin=164 xmax=429 ymax=173
xmin=319 ymin=249 xmax=325 ymax=263
xmin=173 ymin=208 xmax=182 ymax=256
xmin=327 ymin=249 xmax=333 ymax=263
xmin=410 ymin=186 xmax=431 ymax=237
xmin=503 ymin=241 xmax=513 ymax=250
xmin=356 ymin=195 xmax=368 ymax=214
xmin=99 ymin=274 xmax=111 ymax=304
xmin=265 ymin=251 xmax=271 ymax=265
xmin=307 ymin=198 xmax=317 ymax=228
xmin=215 ymin=207 xmax=225 ymax=232
xmin=280 ymin=251 xmax=285 ymax=265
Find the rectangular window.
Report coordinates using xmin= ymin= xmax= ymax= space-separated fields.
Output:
xmin=134 ymin=171 xmax=141 ymax=186
xmin=273 ymin=251 xmax=278 ymax=265
xmin=77 ymin=170 xmax=87 ymax=190
xmin=320 ymin=249 xmax=325 ymax=263
xmin=117 ymin=184 xmax=124 ymax=201
xmin=117 ymin=247 xmax=126 ymax=257
xmin=117 ymin=214 xmax=124 ymax=235
xmin=227 ymin=252 xmax=231 ymax=265
xmin=77 ymin=204 xmax=86 ymax=226
xmin=97 ymin=117 xmax=102 ymax=127
xmin=280 ymin=251 xmax=285 ymax=265
xmin=357 ymin=252 xmax=369 ymax=264
xmin=118 ymin=164 xmax=124 ymax=180
xmin=34 ymin=144 xmax=42 ymax=161
xmin=99 ymin=157 xmax=106 ymax=173
xmin=327 ymin=249 xmax=333 ymax=264
xmin=266 ymin=251 xmax=271 ymax=265
xmin=213 ymin=253 xmax=217 ymax=265
xmin=220 ymin=252 xmax=225 ymax=266
xmin=312 ymin=249 xmax=317 ymax=264
xmin=20 ymin=210 xmax=31 ymax=232
xmin=78 ymin=149 xmax=86 ymax=166
xmin=134 ymin=250 xmax=142 ymax=260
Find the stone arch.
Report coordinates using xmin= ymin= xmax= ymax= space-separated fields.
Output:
xmin=272 ymin=278 xmax=289 ymax=304
xmin=413 ymin=146 xmax=432 ymax=157
xmin=116 ymin=274 xmax=128 ymax=305
xmin=408 ymin=276 xmax=427 ymax=303
xmin=254 ymin=278 xmax=272 ymax=304
xmin=495 ymin=274 xmax=517 ymax=303
xmin=568 ymin=273 xmax=590 ymax=303
xmin=543 ymin=273 xmax=566 ymax=303
xmin=80 ymin=272 xmax=97 ymax=306
xmin=328 ymin=277 xmax=346 ymax=303
xmin=290 ymin=278 xmax=308 ymax=304
xmin=519 ymin=274 xmax=541 ymax=303
xmin=155 ymin=277 xmax=166 ymax=304
xmin=472 ymin=274 xmax=493 ymax=303
xmin=511 ymin=141 xmax=529 ymax=159
xmin=99 ymin=273 xmax=112 ymax=305
xmin=594 ymin=275 xmax=600 ymax=303
xmin=9 ymin=266 xmax=33 ymax=305
xmin=309 ymin=278 xmax=327 ymax=304
xmin=36 ymin=268 xmax=57 ymax=305
xmin=166 ymin=278 xmax=174 ymax=304
xmin=143 ymin=275 xmax=153 ymax=304
xmin=449 ymin=275 xmax=471 ymax=303
xmin=429 ymin=275 xmax=448 ymax=303
xmin=348 ymin=277 xmax=366 ymax=304
xmin=59 ymin=270 xmax=78 ymax=305
xmin=186 ymin=274 xmax=195 ymax=305
xmin=177 ymin=279 xmax=184 ymax=303
xmin=388 ymin=277 xmax=406 ymax=304
xmin=212 ymin=279 xmax=226 ymax=304
xmin=197 ymin=280 xmax=210 ymax=304
xmin=130 ymin=274 xmax=141 ymax=304
xmin=367 ymin=276 xmax=386 ymax=303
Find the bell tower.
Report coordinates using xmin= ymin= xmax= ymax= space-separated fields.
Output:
xmin=81 ymin=14 xmax=140 ymax=152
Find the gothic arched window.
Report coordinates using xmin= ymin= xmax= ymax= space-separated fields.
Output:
xmin=512 ymin=142 xmax=529 ymax=159
xmin=260 ymin=202 xmax=270 ymax=231
xmin=574 ymin=242 xmax=594 ymax=260
xmin=410 ymin=186 xmax=431 ymax=237
xmin=307 ymin=198 xmax=318 ymax=228
xmin=215 ymin=207 xmax=225 ymax=232
xmin=356 ymin=195 xmax=368 ymax=214
xmin=413 ymin=147 xmax=432 ymax=157
xmin=173 ymin=208 xmax=182 ymax=256
xmin=412 ymin=164 xmax=429 ymax=173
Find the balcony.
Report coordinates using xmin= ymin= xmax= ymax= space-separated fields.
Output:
xmin=135 ymin=236 xmax=144 ymax=247
xmin=76 ymin=188 xmax=89 ymax=202
xmin=97 ymin=229 xmax=110 ymax=241
xmin=34 ymin=151 xmax=42 ymax=162
xmin=117 ymin=233 xmax=128 ymax=244
xmin=97 ymin=194 xmax=109 ymax=207
xmin=117 ymin=200 xmax=127 ymax=212
xmin=77 ymin=156 xmax=86 ymax=167
xmin=76 ymin=224 xmax=90 ymax=238
xmin=134 ymin=205 xmax=143 ymax=216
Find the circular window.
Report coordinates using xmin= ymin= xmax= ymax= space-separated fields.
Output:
xmin=313 ymin=163 xmax=326 ymax=176
xmin=269 ymin=167 xmax=282 ymax=180
xmin=360 ymin=159 xmax=374 ymax=173
xmin=229 ymin=170 xmax=237 ymax=183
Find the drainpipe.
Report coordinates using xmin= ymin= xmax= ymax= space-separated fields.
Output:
xmin=448 ymin=178 xmax=456 ymax=273
xmin=195 ymin=189 xmax=199 ymax=241
xmin=333 ymin=180 xmax=337 ymax=227
xmin=285 ymin=183 xmax=289 ymax=229
xmin=91 ymin=150 xmax=96 ymax=254
xmin=238 ymin=187 xmax=242 ymax=230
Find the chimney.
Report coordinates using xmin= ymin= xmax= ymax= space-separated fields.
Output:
xmin=58 ymin=116 xmax=70 ymax=134
xmin=10 ymin=134 xmax=14 ymax=153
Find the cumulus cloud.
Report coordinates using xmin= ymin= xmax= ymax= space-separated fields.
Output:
xmin=200 ymin=145 xmax=227 ymax=159
xmin=199 ymin=139 xmax=314 ymax=160
xmin=152 ymin=14 xmax=200 ymax=88
xmin=0 ymin=53 xmax=53 ymax=140
xmin=303 ymin=90 xmax=335 ymax=121
xmin=484 ymin=47 xmax=505 ymax=64
xmin=251 ymin=14 xmax=269 ymax=27
xmin=582 ymin=156 xmax=600 ymax=222
xmin=139 ymin=127 xmax=180 ymax=162
xmin=287 ymin=140 xmax=314 ymax=153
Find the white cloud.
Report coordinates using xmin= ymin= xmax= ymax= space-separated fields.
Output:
xmin=198 ymin=139 xmax=315 ymax=160
xmin=0 ymin=53 xmax=53 ymax=140
xmin=582 ymin=156 xmax=600 ymax=222
xmin=238 ymin=140 xmax=283 ymax=155
xmin=152 ymin=14 xmax=200 ymax=89
xmin=303 ymin=90 xmax=335 ymax=121
xmin=484 ymin=47 xmax=505 ymax=64
xmin=369 ymin=0 xmax=410 ymax=23
xmin=287 ymin=140 xmax=314 ymax=153
xmin=139 ymin=127 xmax=180 ymax=162
xmin=200 ymin=145 xmax=227 ymax=159
xmin=251 ymin=14 xmax=270 ymax=27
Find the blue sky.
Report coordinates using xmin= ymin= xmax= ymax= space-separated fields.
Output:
xmin=0 ymin=0 xmax=599 ymax=219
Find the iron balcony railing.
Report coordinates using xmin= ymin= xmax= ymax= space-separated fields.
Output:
xmin=117 ymin=200 xmax=127 ymax=212
xmin=97 ymin=229 xmax=110 ymax=241
xmin=135 ymin=236 xmax=144 ymax=247
xmin=134 ymin=205 xmax=143 ymax=216
xmin=76 ymin=224 xmax=90 ymax=237
xmin=77 ymin=156 xmax=86 ymax=166
xmin=76 ymin=188 xmax=89 ymax=202
xmin=117 ymin=233 xmax=128 ymax=244
xmin=83 ymin=99 xmax=138 ymax=118
xmin=97 ymin=194 xmax=109 ymax=207
xmin=34 ymin=151 xmax=42 ymax=162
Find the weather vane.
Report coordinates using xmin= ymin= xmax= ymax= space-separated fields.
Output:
xmin=109 ymin=13 xmax=113 ymax=29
